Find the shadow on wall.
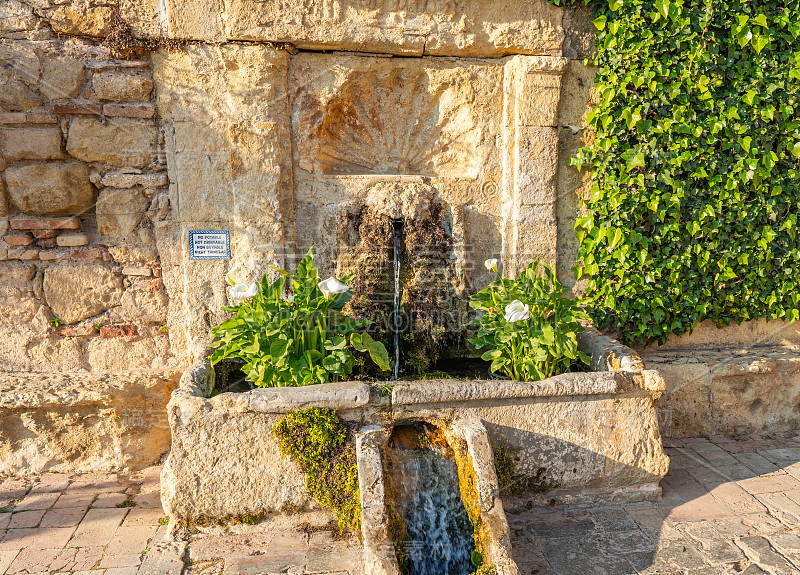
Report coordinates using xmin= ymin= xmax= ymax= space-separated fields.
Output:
xmin=501 ymin=432 xmax=800 ymax=574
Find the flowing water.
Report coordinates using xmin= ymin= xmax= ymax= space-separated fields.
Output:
xmin=392 ymin=222 xmax=403 ymax=380
xmin=387 ymin=424 xmax=475 ymax=575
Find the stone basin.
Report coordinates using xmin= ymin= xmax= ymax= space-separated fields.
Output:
xmin=160 ymin=327 xmax=669 ymax=572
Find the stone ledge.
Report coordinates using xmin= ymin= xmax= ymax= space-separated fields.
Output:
xmin=390 ymin=371 xmax=653 ymax=407
xmin=213 ymin=380 xmax=371 ymax=413
xmin=0 ymin=370 xmax=182 ymax=475
xmin=642 ymin=346 xmax=800 ymax=438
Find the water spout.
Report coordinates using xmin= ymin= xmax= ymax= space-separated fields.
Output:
xmin=392 ymin=220 xmax=403 ymax=380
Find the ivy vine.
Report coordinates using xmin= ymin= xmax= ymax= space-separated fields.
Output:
xmin=554 ymin=0 xmax=800 ymax=345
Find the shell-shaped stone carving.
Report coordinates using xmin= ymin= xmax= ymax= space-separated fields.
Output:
xmin=303 ymin=66 xmax=484 ymax=177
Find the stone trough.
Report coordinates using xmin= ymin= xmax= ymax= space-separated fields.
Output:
xmin=161 ymin=327 xmax=669 ymax=572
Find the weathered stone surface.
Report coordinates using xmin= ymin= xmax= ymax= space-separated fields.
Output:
xmin=643 ymin=347 xmax=800 ymax=438
xmin=159 ymin=0 xmax=564 ymax=57
xmin=559 ymin=60 xmax=598 ymax=128
xmin=0 ymin=371 xmax=180 ymax=474
xmin=66 ymin=117 xmax=157 ymax=167
xmin=161 ymin=397 xmax=313 ymax=520
xmin=40 ymin=55 xmax=85 ymax=101
xmin=43 ymin=265 xmax=123 ymax=324
xmin=55 ymin=232 xmax=89 ymax=247
xmin=0 ymin=41 xmax=42 ymax=111
xmin=556 ymin=126 xmax=594 ymax=294
xmin=86 ymin=337 xmax=163 ymax=370
xmin=246 ymin=381 xmax=370 ymax=412
xmin=100 ymin=171 xmax=168 ymax=189
xmin=291 ymin=53 xmax=500 ymax=181
xmin=48 ymin=6 xmax=115 ymax=37
xmin=4 ymin=163 xmax=93 ymax=215
xmin=563 ymin=3 xmax=597 ymax=60
xmin=96 ymin=188 xmax=149 ymax=236
xmin=0 ymin=127 xmax=63 ymax=160
xmin=0 ymin=0 xmax=37 ymax=32
xmin=92 ymin=72 xmax=153 ymax=101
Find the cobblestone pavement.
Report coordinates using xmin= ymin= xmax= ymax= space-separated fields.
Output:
xmin=508 ymin=433 xmax=800 ymax=574
xmin=5 ymin=434 xmax=800 ymax=574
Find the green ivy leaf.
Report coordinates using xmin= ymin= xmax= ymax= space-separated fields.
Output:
xmin=593 ymin=15 xmax=607 ymax=30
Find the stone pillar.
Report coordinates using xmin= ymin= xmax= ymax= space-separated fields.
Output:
xmin=152 ymin=45 xmax=292 ymax=362
xmin=501 ymin=55 xmax=567 ymax=278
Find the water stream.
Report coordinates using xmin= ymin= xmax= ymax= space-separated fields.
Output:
xmin=387 ymin=424 xmax=475 ymax=575
xmin=392 ymin=221 xmax=403 ymax=380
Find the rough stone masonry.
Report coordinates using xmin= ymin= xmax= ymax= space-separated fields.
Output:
xmin=15 ymin=0 xmax=760 ymax=477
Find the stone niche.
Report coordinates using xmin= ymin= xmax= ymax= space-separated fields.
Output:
xmin=154 ymin=44 xmax=569 ymax=364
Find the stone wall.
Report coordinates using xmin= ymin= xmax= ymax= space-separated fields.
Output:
xmin=1 ymin=0 xmax=598 ymax=368
xmin=0 ymin=8 xmax=178 ymax=373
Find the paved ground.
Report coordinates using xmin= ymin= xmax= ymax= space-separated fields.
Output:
xmin=0 ymin=467 xmax=183 ymax=575
xmin=508 ymin=433 xmax=800 ymax=574
xmin=4 ymin=433 xmax=800 ymax=574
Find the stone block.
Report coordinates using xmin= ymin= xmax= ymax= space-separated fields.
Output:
xmin=92 ymin=72 xmax=153 ymax=102
xmin=0 ymin=370 xmax=179 ymax=476
xmin=558 ymin=60 xmax=598 ymax=128
xmin=0 ymin=42 xmax=42 ymax=111
xmin=43 ymin=264 xmax=123 ymax=324
xmin=0 ymin=0 xmax=37 ymax=33
xmin=66 ymin=117 xmax=157 ymax=167
xmin=39 ymin=249 xmax=70 ymax=261
xmin=4 ymin=163 xmax=93 ymax=215
xmin=0 ymin=113 xmax=26 ymax=124
xmin=41 ymin=55 xmax=86 ymax=101
xmin=56 ymin=232 xmax=89 ymax=247
xmin=519 ymin=72 xmax=563 ymax=127
xmin=86 ymin=337 xmax=159 ymax=370
xmin=96 ymin=189 xmax=149 ymax=236
xmin=0 ymin=127 xmax=63 ymax=160
xmin=0 ymin=262 xmax=35 ymax=289
xmin=100 ymin=171 xmax=168 ymax=189
xmin=9 ymin=247 xmax=39 ymax=260
xmin=49 ymin=6 xmax=115 ymax=37
xmin=563 ymin=3 xmax=598 ymax=60
xmin=643 ymin=347 xmax=800 ymax=438
xmin=516 ymin=126 xmax=559 ymax=205
xmin=71 ymin=247 xmax=103 ymax=260
xmin=172 ymin=0 xmax=565 ymax=57
xmin=32 ymin=230 xmax=59 ymax=239
xmin=26 ymin=112 xmax=59 ymax=124
xmin=10 ymin=217 xmax=80 ymax=230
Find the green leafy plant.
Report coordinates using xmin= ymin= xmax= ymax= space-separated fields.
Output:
xmin=273 ymin=408 xmax=360 ymax=533
xmin=50 ymin=317 xmax=62 ymax=327
xmin=209 ymin=248 xmax=389 ymax=387
xmin=469 ymin=260 xmax=590 ymax=381
xmin=553 ymin=0 xmax=800 ymax=345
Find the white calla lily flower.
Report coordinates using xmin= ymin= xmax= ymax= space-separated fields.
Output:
xmin=484 ymin=258 xmax=498 ymax=271
xmin=504 ymin=299 xmax=530 ymax=323
xmin=282 ymin=293 xmax=295 ymax=303
xmin=230 ymin=281 xmax=258 ymax=300
xmin=225 ymin=265 xmax=243 ymax=286
xmin=318 ymin=277 xmax=350 ymax=298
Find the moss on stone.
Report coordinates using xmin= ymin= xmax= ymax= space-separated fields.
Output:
xmin=273 ymin=408 xmax=360 ymax=534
